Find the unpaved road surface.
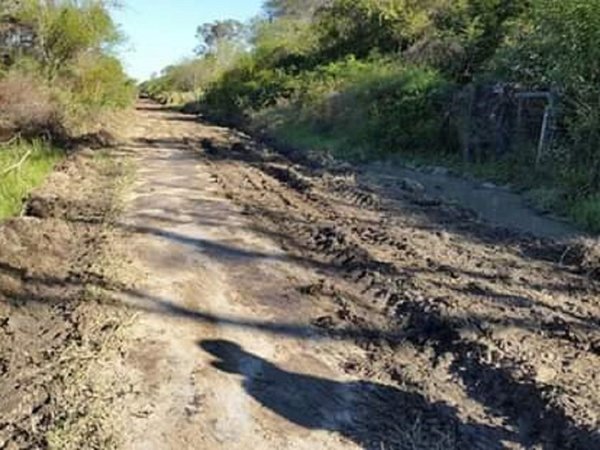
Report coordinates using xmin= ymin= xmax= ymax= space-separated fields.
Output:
xmin=361 ymin=163 xmax=577 ymax=240
xmin=106 ymin=103 xmax=600 ymax=449
xmin=2 ymin=102 xmax=600 ymax=449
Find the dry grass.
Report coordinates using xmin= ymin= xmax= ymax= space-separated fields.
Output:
xmin=0 ymin=71 xmax=60 ymax=138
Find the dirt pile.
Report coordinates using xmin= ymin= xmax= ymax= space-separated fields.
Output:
xmin=0 ymin=150 xmax=130 ymax=448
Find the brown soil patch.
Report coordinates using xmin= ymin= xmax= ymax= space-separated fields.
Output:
xmin=4 ymin=102 xmax=599 ymax=449
xmin=0 ymin=149 xmax=131 ymax=449
xmin=196 ymin=119 xmax=600 ymax=449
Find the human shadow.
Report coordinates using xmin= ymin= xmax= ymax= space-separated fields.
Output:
xmin=200 ymin=339 xmax=508 ymax=450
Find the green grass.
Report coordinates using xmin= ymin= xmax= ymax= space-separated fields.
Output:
xmin=571 ymin=195 xmax=600 ymax=233
xmin=0 ymin=140 xmax=62 ymax=219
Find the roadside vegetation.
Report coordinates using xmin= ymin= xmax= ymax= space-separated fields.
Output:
xmin=143 ymin=0 xmax=600 ymax=233
xmin=0 ymin=0 xmax=135 ymax=219
xmin=0 ymin=139 xmax=60 ymax=219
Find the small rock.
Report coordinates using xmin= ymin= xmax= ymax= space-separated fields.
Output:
xmin=481 ymin=182 xmax=497 ymax=190
xmin=536 ymin=366 xmax=558 ymax=383
xmin=78 ymin=147 xmax=95 ymax=157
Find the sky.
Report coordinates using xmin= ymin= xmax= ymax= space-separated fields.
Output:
xmin=113 ymin=0 xmax=264 ymax=81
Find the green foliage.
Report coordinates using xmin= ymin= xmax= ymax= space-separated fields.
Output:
xmin=16 ymin=0 xmax=121 ymax=79
xmin=141 ymin=19 xmax=247 ymax=106
xmin=264 ymin=0 xmax=330 ymax=19
xmin=0 ymin=0 xmax=133 ymax=136
xmin=0 ymin=140 xmax=61 ymax=219
xmin=571 ymin=196 xmax=600 ymax=233
xmin=358 ymin=65 xmax=452 ymax=155
xmin=250 ymin=17 xmax=315 ymax=68
xmin=201 ymin=58 xmax=297 ymax=124
xmin=313 ymin=0 xmax=418 ymax=61
xmin=493 ymin=0 xmax=600 ymax=197
xmin=196 ymin=19 xmax=245 ymax=55
xmin=250 ymin=59 xmax=452 ymax=159
xmin=58 ymin=53 xmax=135 ymax=127
xmin=149 ymin=0 xmax=600 ymax=232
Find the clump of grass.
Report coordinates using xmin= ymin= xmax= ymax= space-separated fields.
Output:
xmin=0 ymin=140 xmax=62 ymax=219
xmin=570 ymin=195 xmax=600 ymax=233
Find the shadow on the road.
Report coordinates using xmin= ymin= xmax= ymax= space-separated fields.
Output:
xmin=200 ymin=338 xmax=504 ymax=450
xmin=2 ymin=255 xmax=599 ymax=449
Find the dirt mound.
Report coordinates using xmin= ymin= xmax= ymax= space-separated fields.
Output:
xmin=71 ymin=129 xmax=119 ymax=150
xmin=0 ymin=151 xmax=129 ymax=448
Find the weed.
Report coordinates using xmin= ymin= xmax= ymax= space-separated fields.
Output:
xmin=0 ymin=140 xmax=61 ymax=219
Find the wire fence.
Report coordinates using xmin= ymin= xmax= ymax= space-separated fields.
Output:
xmin=449 ymin=83 xmax=563 ymax=168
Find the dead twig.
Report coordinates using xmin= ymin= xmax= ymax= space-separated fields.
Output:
xmin=1 ymin=148 xmax=32 ymax=177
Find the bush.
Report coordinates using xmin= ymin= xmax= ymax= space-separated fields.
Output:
xmin=56 ymin=53 xmax=135 ymax=130
xmin=493 ymin=0 xmax=600 ymax=195
xmin=1 ymin=1 xmax=134 ymax=137
xmin=0 ymin=70 xmax=61 ymax=138
xmin=250 ymin=59 xmax=452 ymax=160
xmin=357 ymin=65 xmax=452 ymax=155
xmin=571 ymin=196 xmax=600 ymax=233
xmin=200 ymin=57 xmax=300 ymax=124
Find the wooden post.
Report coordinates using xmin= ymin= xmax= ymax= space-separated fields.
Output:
xmin=536 ymin=105 xmax=550 ymax=168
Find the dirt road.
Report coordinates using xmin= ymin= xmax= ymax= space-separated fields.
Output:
xmin=103 ymin=103 xmax=599 ymax=449
xmin=2 ymin=103 xmax=600 ymax=449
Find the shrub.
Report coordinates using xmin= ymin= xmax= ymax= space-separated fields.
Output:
xmin=56 ymin=53 xmax=135 ymax=130
xmin=1 ymin=1 xmax=133 ymax=137
xmin=251 ymin=59 xmax=453 ymax=160
xmin=571 ymin=196 xmax=600 ymax=233
xmin=493 ymin=0 xmax=600 ymax=195
xmin=357 ymin=64 xmax=452 ymax=155
xmin=0 ymin=70 xmax=61 ymax=138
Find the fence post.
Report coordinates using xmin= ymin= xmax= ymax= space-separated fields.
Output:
xmin=463 ymin=85 xmax=475 ymax=163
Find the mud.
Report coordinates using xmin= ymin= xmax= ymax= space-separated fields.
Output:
xmin=361 ymin=162 xmax=578 ymax=240
xmin=97 ymin=103 xmax=598 ymax=450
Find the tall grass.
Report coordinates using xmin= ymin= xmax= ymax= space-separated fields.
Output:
xmin=0 ymin=140 xmax=62 ymax=219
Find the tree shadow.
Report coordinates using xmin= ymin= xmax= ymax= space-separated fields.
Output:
xmin=200 ymin=339 xmax=508 ymax=450
xmin=2 ymin=258 xmax=599 ymax=449
xmin=392 ymin=302 xmax=600 ymax=450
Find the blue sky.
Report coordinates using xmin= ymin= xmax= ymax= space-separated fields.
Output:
xmin=113 ymin=1 xmax=264 ymax=81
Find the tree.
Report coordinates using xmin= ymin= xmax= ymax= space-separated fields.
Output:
xmin=9 ymin=0 xmax=122 ymax=80
xmin=313 ymin=0 xmax=417 ymax=61
xmin=263 ymin=0 xmax=331 ymax=19
xmin=195 ymin=19 xmax=245 ymax=55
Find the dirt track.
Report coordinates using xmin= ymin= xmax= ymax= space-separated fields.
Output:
xmin=2 ymin=103 xmax=600 ymax=449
